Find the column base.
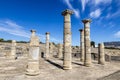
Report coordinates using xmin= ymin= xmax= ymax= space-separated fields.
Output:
xmin=80 ymin=59 xmax=84 ymax=62
xmin=26 ymin=69 xmax=40 ymax=76
xmin=98 ymin=62 xmax=105 ymax=65
xmin=26 ymin=61 xmax=40 ymax=76
xmin=84 ymin=62 xmax=92 ymax=67
xmin=6 ymin=56 xmax=16 ymax=60
xmin=63 ymin=60 xmax=72 ymax=70
xmin=45 ymin=57 xmax=49 ymax=60
xmin=63 ymin=64 xmax=72 ymax=70
xmin=63 ymin=66 xmax=72 ymax=70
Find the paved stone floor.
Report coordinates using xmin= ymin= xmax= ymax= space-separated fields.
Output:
xmin=0 ymin=57 xmax=119 ymax=80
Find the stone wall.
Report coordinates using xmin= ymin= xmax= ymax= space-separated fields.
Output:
xmin=0 ymin=42 xmax=120 ymax=61
xmin=0 ymin=42 xmax=58 ymax=58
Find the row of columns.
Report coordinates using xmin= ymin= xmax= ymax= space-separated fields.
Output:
xmin=6 ymin=9 xmax=105 ymax=74
xmin=2 ymin=9 xmax=106 ymax=77
xmin=79 ymin=20 xmax=105 ymax=66
xmin=62 ymin=9 xmax=105 ymax=69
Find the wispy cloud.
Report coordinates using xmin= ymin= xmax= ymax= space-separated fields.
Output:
xmin=0 ymin=20 xmax=30 ymax=38
xmin=37 ymin=33 xmax=62 ymax=43
xmin=0 ymin=19 xmax=62 ymax=43
xmin=80 ymin=0 xmax=112 ymax=12
xmin=90 ymin=9 xmax=101 ymax=18
xmin=106 ymin=9 xmax=120 ymax=19
xmin=94 ymin=0 xmax=112 ymax=5
xmin=80 ymin=0 xmax=89 ymax=11
xmin=64 ymin=0 xmax=80 ymax=18
xmin=114 ymin=31 xmax=120 ymax=38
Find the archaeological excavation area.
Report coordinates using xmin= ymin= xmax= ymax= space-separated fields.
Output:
xmin=0 ymin=9 xmax=120 ymax=80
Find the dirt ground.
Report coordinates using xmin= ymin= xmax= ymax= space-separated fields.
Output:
xmin=0 ymin=57 xmax=119 ymax=80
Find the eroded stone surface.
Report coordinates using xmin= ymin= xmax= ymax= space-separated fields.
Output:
xmin=62 ymin=9 xmax=73 ymax=70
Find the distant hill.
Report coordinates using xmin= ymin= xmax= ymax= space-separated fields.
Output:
xmin=104 ymin=41 xmax=120 ymax=48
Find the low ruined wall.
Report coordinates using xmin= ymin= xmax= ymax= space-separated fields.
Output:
xmin=0 ymin=42 xmax=58 ymax=58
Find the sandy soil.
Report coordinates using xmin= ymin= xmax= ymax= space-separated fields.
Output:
xmin=0 ymin=57 xmax=119 ymax=80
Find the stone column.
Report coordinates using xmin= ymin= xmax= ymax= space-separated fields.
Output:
xmin=98 ymin=43 xmax=105 ymax=65
xmin=79 ymin=29 xmax=84 ymax=62
xmin=49 ymin=42 xmax=53 ymax=58
xmin=62 ymin=9 xmax=73 ymax=70
xmin=58 ymin=44 xmax=63 ymax=58
xmin=45 ymin=32 xmax=50 ymax=59
xmin=82 ymin=19 xmax=92 ymax=67
xmin=10 ymin=40 xmax=16 ymax=59
xmin=26 ymin=30 xmax=40 ymax=76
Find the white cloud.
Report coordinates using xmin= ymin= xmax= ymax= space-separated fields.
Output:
xmin=37 ymin=33 xmax=62 ymax=43
xmin=80 ymin=0 xmax=89 ymax=11
xmin=90 ymin=9 xmax=101 ymax=18
xmin=0 ymin=19 xmax=62 ymax=43
xmin=80 ymin=0 xmax=112 ymax=12
xmin=0 ymin=20 xmax=30 ymax=38
xmin=106 ymin=9 xmax=120 ymax=19
xmin=64 ymin=0 xmax=80 ymax=18
xmin=94 ymin=0 xmax=112 ymax=5
xmin=114 ymin=31 xmax=120 ymax=38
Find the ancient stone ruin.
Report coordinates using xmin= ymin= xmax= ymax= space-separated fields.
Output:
xmin=0 ymin=9 xmax=119 ymax=80
xmin=26 ymin=30 xmax=40 ymax=75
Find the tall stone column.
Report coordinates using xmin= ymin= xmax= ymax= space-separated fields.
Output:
xmin=82 ymin=19 xmax=92 ymax=67
xmin=26 ymin=30 xmax=40 ymax=76
xmin=58 ymin=44 xmax=63 ymax=58
xmin=45 ymin=32 xmax=50 ymax=59
xmin=62 ymin=9 xmax=73 ymax=70
xmin=98 ymin=43 xmax=105 ymax=65
xmin=10 ymin=40 xmax=16 ymax=59
xmin=79 ymin=29 xmax=84 ymax=62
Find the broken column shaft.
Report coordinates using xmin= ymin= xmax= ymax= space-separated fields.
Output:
xmin=98 ymin=43 xmax=105 ymax=65
xmin=26 ymin=30 xmax=40 ymax=76
xmin=10 ymin=40 xmax=16 ymax=59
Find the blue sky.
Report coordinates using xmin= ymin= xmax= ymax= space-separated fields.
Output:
xmin=0 ymin=0 xmax=120 ymax=46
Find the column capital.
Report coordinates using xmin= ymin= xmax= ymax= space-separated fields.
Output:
xmin=12 ymin=40 xmax=16 ymax=43
xmin=79 ymin=29 xmax=84 ymax=32
xmin=82 ymin=19 xmax=92 ymax=23
xmin=46 ymin=32 xmax=50 ymax=35
xmin=98 ymin=43 xmax=104 ymax=47
xmin=62 ymin=9 xmax=73 ymax=16
xmin=30 ymin=29 xmax=36 ymax=33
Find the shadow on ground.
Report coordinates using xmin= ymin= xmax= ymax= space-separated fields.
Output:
xmin=46 ymin=60 xmax=63 ymax=69
xmin=72 ymin=62 xmax=83 ymax=66
xmin=98 ymin=70 xmax=120 ymax=80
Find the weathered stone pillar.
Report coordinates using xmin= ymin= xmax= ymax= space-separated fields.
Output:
xmin=49 ymin=42 xmax=53 ymax=57
xmin=58 ymin=44 xmax=63 ymax=58
xmin=62 ymin=9 xmax=73 ymax=70
xmin=45 ymin=32 xmax=50 ymax=59
xmin=98 ymin=43 xmax=105 ymax=65
xmin=26 ymin=30 xmax=40 ymax=76
xmin=10 ymin=40 xmax=16 ymax=59
xmin=79 ymin=29 xmax=84 ymax=62
xmin=82 ymin=19 xmax=92 ymax=67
